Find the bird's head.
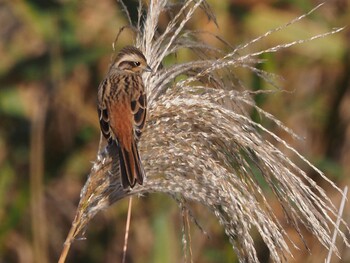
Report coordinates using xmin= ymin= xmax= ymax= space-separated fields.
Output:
xmin=113 ymin=46 xmax=152 ymax=74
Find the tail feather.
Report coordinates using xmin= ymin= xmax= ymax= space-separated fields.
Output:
xmin=131 ymin=141 xmax=144 ymax=184
xmin=118 ymin=140 xmax=144 ymax=188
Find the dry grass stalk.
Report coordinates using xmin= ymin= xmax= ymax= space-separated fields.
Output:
xmin=59 ymin=1 xmax=349 ymax=262
xmin=122 ymin=197 xmax=133 ymax=263
xmin=325 ymin=186 xmax=349 ymax=263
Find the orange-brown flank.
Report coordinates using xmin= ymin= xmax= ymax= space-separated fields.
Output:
xmin=108 ymin=98 xmax=133 ymax=152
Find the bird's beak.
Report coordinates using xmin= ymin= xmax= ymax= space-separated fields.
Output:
xmin=144 ymin=65 xmax=152 ymax=72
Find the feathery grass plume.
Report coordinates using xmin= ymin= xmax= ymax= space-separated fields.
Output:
xmin=59 ymin=1 xmax=349 ymax=262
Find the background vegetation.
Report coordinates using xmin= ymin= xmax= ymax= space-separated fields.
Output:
xmin=0 ymin=0 xmax=349 ymax=262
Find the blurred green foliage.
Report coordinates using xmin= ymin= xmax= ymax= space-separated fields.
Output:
xmin=0 ymin=0 xmax=349 ymax=262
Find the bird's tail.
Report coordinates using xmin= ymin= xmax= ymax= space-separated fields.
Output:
xmin=118 ymin=140 xmax=144 ymax=188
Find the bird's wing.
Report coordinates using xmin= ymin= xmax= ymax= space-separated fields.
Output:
xmin=131 ymin=83 xmax=147 ymax=141
xmin=97 ymin=79 xmax=113 ymax=142
xmin=108 ymin=96 xmax=142 ymax=187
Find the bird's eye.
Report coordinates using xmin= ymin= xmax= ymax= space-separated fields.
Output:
xmin=133 ymin=61 xmax=141 ymax=67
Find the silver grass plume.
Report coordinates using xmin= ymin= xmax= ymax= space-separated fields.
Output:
xmin=59 ymin=1 xmax=349 ymax=262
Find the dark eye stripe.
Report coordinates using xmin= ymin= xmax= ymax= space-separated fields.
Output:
xmin=119 ymin=61 xmax=141 ymax=68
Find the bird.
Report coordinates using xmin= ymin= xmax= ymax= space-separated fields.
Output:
xmin=97 ymin=46 xmax=151 ymax=188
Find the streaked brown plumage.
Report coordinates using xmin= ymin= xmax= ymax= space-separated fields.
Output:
xmin=97 ymin=46 xmax=151 ymax=188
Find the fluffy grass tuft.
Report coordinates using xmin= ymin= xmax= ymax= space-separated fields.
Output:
xmin=59 ymin=1 xmax=349 ymax=262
